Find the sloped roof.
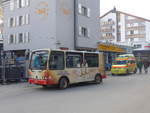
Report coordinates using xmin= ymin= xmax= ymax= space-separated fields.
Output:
xmin=100 ymin=8 xmax=150 ymax=22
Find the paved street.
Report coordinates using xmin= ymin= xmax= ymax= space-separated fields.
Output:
xmin=0 ymin=72 xmax=150 ymax=113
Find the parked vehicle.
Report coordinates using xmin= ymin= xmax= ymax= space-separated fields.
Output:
xmin=28 ymin=49 xmax=106 ymax=89
xmin=111 ymin=54 xmax=137 ymax=75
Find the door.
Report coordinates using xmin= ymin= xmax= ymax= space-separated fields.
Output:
xmin=84 ymin=53 xmax=99 ymax=81
xmin=66 ymin=52 xmax=84 ymax=83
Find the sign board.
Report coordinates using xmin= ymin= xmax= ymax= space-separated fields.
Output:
xmin=98 ymin=44 xmax=126 ymax=53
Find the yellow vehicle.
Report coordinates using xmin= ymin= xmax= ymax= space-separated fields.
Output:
xmin=28 ymin=49 xmax=106 ymax=89
xmin=111 ymin=54 xmax=137 ymax=75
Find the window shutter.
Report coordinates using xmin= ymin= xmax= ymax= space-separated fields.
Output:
xmin=26 ymin=32 xmax=30 ymax=42
xmin=26 ymin=0 xmax=29 ymax=6
xmin=25 ymin=14 xmax=29 ymax=24
xmin=23 ymin=33 xmax=25 ymax=43
xmin=78 ymin=4 xmax=82 ymax=14
xmin=14 ymin=34 xmax=16 ymax=43
xmin=13 ymin=17 xmax=16 ymax=27
xmin=22 ymin=15 xmax=25 ymax=25
xmin=16 ymin=16 xmax=19 ymax=26
xmin=8 ymin=18 xmax=10 ymax=27
xmin=17 ymin=0 xmax=20 ymax=8
xmin=22 ymin=0 xmax=25 ymax=7
xmin=87 ymin=8 xmax=90 ymax=17
xmin=8 ymin=35 xmax=10 ymax=44
xmin=16 ymin=33 xmax=19 ymax=43
xmin=79 ymin=26 xmax=82 ymax=36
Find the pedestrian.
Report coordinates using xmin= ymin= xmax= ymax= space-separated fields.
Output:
xmin=136 ymin=59 xmax=143 ymax=74
xmin=143 ymin=60 xmax=149 ymax=74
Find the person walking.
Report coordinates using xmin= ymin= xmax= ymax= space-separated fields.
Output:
xmin=137 ymin=59 xmax=143 ymax=74
xmin=143 ymin=60 xmax=149 ymax=74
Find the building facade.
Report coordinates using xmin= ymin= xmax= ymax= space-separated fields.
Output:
xmin=100 ymin=8 xmax=150 ymax=50
xmin=0 ymin=7 xmax=3 ymax=42
xmin=3 ymin=0 xmax=100 ymax=51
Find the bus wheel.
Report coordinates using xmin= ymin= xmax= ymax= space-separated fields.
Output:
xmin=42 ymin=85 xmax=48 ymax=88
xmin=59 ymin=78 xmax=69 ymax=89
xmin=95 ymin=75 xmax=102 ymax=84
xmin=126 ymin=69 xmax=129 ymax=75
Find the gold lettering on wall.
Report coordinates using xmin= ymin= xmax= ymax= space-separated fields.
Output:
xmin=35 ymin=1 xmax=49 ymax=19
xmin=61 ymin=0 xmax=71 ymax=15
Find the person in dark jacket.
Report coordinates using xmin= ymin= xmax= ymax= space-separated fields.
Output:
xmin=143 ymin=60 xmax=149 ymax=74
xmin=137 ymin=60 xmax=143 ymax=74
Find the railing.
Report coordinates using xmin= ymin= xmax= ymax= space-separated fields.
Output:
xmin=126 ymin=34 xmax=145 ymax=38
xmin=126 ymin=19 xmax=145 ymax=23
xmin=126 ymin=26 xmax=145 ymax=31
xmin=101 ymin=35 xmax=115 ymax=39
xmin=101 ymin=21 xmax=115 ymax=26
xmin=101 ymin=28 xmax=115 ymax=32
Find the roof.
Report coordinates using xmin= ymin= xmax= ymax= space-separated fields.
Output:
xmin=100 ymin=8 xmax=150 ymax=22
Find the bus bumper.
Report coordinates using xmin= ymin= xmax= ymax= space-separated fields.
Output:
xmin=102 ymin=75 xmax=107 ymax=79
xmin=28 ymin=79 xmax=57 ymax=85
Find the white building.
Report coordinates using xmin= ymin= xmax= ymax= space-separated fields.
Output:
xmin=100 ymin=8 xmax=150 ymax=51
xmin=0 ymin=7 xmax=3 ymax=43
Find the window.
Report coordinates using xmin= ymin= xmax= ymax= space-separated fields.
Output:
xmin=10 ymin=18 xmax=14 ymax=27
xmin=134 ymin=44 xmax=142 ymax=49
xmin=85 ymin=53 xmax=99 ymax=67
xmin=66 ymin=52 xmax=83 ymax=68
xmin=30 ymin=51 xmax=49 ymax=70
xmin=82 ymin=27 xmax=88 ymax=37
xmin=9 ymin=34 xmax=15 ymax=44
xmin=19 ymin=0 xmax=22 ymax=8
xmin=130 ymin=38 xmax=134 ymax=42
xmin=17 ymin=0 xmax=29 ymax=8
xmin=19 ymin=16 xmax=23 ymax=26
xmin=79 ymin=27 xmax=89 ymax=37
xmin=49 ymin=51 xmax=64 ymax=70
xmin=18 ymin=33 xmax=23 ymax=43
xmin=130 ymin=30 xmax=134 ymax=35
xmin=81 ymin=6 xmax=87 ymax=16
xmin=78 ymin=4 xmax=90 ymax=17
xmin=108 ymin=19 xmax=112 ymax=22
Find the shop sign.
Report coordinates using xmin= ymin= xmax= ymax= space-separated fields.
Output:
xmin=98 ymin=44 xmax=126 ymax=53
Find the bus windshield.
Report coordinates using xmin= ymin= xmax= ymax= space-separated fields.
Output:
xmin=113 ymin=60 xmax=127 ymax=65
xmin=30 ymin=51 xmax=49 ymax=70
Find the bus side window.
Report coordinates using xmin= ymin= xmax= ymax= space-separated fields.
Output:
xmin=85 ymin=53 xmax=99 ymax=67
xmin=66 ymin=52 xmax=83 ymax=68
xmin=49 ymin=51 xmax=64 ymax=70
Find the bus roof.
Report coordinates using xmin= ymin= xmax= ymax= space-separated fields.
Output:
xmin=31 ymin=49 xmax=101 ymax=54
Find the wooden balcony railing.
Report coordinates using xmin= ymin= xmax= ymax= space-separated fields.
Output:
xmin=126 ymin=34 xmax=145 ymax=38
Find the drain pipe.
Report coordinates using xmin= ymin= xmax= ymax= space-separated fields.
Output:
xmin=74 ymin=0 xmax=77 ymax=49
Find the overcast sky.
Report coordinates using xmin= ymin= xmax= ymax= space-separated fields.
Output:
xmin=100 ymin=0 xmax=150 ymax=20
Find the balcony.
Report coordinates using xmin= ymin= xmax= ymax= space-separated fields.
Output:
xmin=101 ymin=21 xmax=115 ymax=26
xmin=126 ymin=19 xmax=145 ymax=24
xmin=126 ymin=26 xmax=145 ymax=31
xmin=101 ymin=28 xmax=115 ymax=33
xmin=101 ymin=35 xmax=115 ymax=39
xmin=126 ymin=34 xmax=145 ymax=38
